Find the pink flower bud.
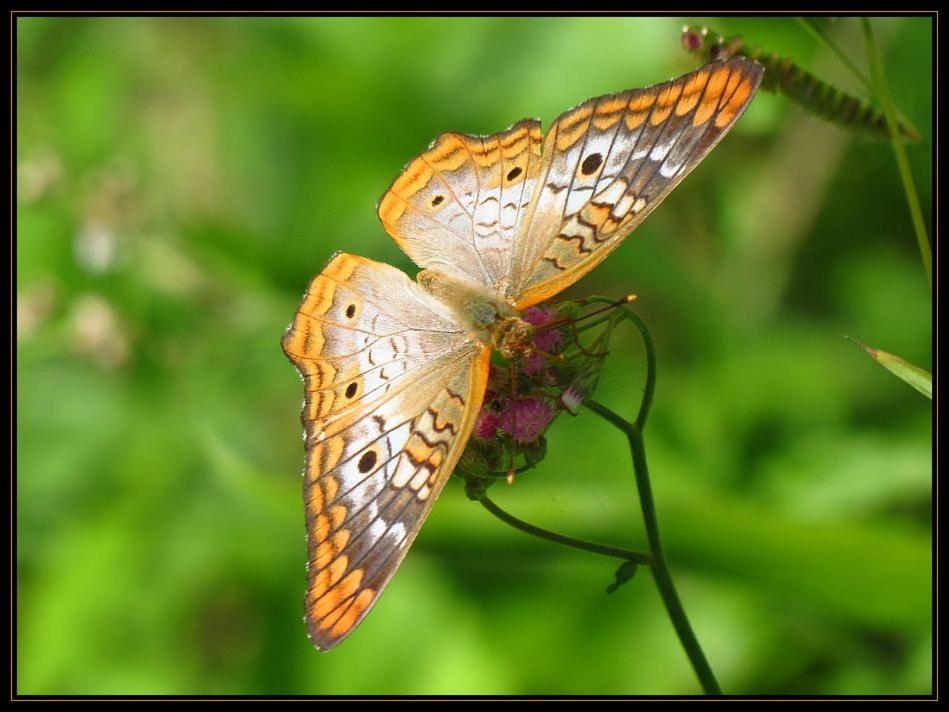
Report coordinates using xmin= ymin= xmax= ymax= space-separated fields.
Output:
xmin=474 ymin=409 xmax=501 ymax=439
xmin=534 ymin=328 xmax=563 ymax=354
xmin=522 ymin=306 xmax=558 ymax=326
xmin=682 ymin=28 xmax=704 ymax=51
xmin=560 ymin=384 xmax=586 ymax=416
xmin=521 ymin=351 xmax=548 ymax=376
xmin=522 ymin=305 xmax=565 ymax=354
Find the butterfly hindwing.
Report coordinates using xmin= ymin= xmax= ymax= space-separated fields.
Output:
xmin=510 ymin=57 xmax=763 ymax=307
xmin=282 ymin=253 xmax=491 ymax=649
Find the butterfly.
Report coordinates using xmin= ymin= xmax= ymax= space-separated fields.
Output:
xmin=282 ymin=57 xmax=762 ymax=650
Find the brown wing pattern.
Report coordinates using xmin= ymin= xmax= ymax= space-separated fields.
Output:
xmin=282 ymin=253 xmax=490 ymax=649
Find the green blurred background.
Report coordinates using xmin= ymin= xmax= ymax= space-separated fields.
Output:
xmin=17 ymin=16 xmax=932 ymax=695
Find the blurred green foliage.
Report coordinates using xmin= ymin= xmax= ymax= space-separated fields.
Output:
xmin=17 ymin=16 xmax=932 ymax=695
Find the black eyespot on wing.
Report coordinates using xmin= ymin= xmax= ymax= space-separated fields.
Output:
xmin=431 ymin=195 xmax=444 ymax=206
xmin=345 ymin=382 xmax=358 ymax=398
xmin=358 ymin=450 xmax=377 ymax=473
xmin=506 ymin=167 xmax=522 ymax=181
xmin=581 ymin=153 xmax=603 ymax=175
xmin=345 ymin=304 xmax=356 ymax=318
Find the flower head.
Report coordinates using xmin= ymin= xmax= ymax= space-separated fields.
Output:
xmin=474 ymin=408 xmax=501 ymax=439
xmin=460 ymin=298 xmax=612 ymax=483
xmin=498 ymin=397 xmax=556 ymax=444
xmin=522 ymin=306 xmax=557 ymax=327
xmin=522 ymin=306 xmax=565 ymax=355
xmin=534 ymin=328 xmax=563 ymax=355
xmin=521 ymin=351 xmax=549 ymax=377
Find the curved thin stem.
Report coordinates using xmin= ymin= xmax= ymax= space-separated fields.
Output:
xmin=582 ymin=308 xmax=720 ymax=695
xmin=797 ymin=17 xmax=874 ymax=93
xmin=796 ymin=17 xmax=924 ymax=147
xmin=580 ymin=299 xmax=656 ymax=429
xmin=478 ymin=494 xmax=652 ymax=565
xmin=862 ymin=18 xmax=931 ymax=289
xmin=615 ymin=309 xmax=657 ymax=431
xmin=469 ymin=298 xmax=720 ymax=694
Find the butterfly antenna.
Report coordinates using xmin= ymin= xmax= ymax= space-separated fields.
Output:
xmin=534 ymin=294 xmax=637 ymax=334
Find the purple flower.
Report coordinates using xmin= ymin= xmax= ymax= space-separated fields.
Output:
xmin=521 ymin=351 xmax=548 ymax=376
xmin=474 ymin=409 xmax=501 ymax=439
xmin=498 ymin=398 xmax=556 ymax=444
xmin=459 ymin=297 xmax=613 ymax=481
xmin=522 ymin=305 xmax=565 ymax=355
xmin=534 ymin=328 xmax=563 ymax=354
xmin=522 ymin=306 xmax=558 ymax=327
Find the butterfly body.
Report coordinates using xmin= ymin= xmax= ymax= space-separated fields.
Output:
xmin=283 ymin=58 xmax=762 ymax=650
xmin=416 ymin=268 xmax=514 ymax=332
xmin=416 ymin=269 xmax=539 ymax=360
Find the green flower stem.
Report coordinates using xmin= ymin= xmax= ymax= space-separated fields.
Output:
xmin=583 ymin=306 xmax=719 ymax=695
xmin=477 ymin=494 xmax=652 ymax=565
xmin=585 ymin=399 xmax=722 ymax=695
xmin=862 ymin=18 xmax=932 ymax=289
xmin=796 ymin=18 xmax=923 ymax=145
xmin=472 ymin=298 xmax=719 ymax=694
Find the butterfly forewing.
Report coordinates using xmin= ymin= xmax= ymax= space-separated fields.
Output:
xmin=377 ymin=120 xmax=544 ymax=298
xmin=510 ymin=57 xmax=763 ymax=307
xmin=282 ymin=253 xmax=491 ymax=649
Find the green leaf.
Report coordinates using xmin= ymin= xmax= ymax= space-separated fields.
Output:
xmin=847 ymin=336 xmax=931 ymax=399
